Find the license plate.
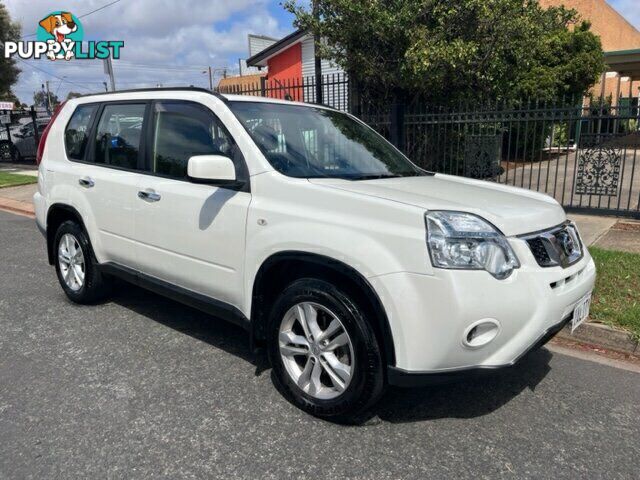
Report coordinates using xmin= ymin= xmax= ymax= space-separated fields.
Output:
xmin=571 ymin=292 xmax=592 ymax=333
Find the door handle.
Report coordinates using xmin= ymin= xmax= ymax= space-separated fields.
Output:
xmin=138 ymin=189 xmax=161 ymax=202
xmin=78 ymin=177 xmax=95 ymax=188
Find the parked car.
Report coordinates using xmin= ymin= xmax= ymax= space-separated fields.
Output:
xmin=0 ymin=120 xmax=50 ymax=161
xmin=34 ymin=88 xmax=596 ymax=421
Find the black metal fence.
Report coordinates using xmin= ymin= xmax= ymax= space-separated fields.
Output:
xmin=382 ymin=98 xmax=640 ymax=218
xmin=219 ymin=73 xmax=640 ymax=218
xmin=216 ymin=74 xmax=351 ymax=112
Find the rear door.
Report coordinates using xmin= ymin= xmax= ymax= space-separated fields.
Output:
xmin=64 ymin=101 xmax=149 ymax=268
xmin=133 ymin=100 xmax=251 ymax=308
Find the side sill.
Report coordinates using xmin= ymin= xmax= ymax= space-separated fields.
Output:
xmin=99 ymin=262 xmax=251 ymax=331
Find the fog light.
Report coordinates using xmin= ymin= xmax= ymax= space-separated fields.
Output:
xmin=463 ymin=319 xmax=501 ymax=348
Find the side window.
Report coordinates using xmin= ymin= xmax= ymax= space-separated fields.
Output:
xmin=94 ymin=104 xmax=145 ymax=169
xmin=65 ymin=104 xmax=97 ymax=160
xmin=152 ymin=101 xmax=235 ymax=178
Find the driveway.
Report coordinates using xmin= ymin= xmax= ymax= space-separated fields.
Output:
xmin=0 ymin=211 xmax=638 ymax=479
xmin=498 ymin=150 xmax=640 ymax=213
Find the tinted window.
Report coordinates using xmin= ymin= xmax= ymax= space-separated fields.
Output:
xmin=152 ymin=102 xmax=235 ymax=178
xmin=65 ymin=105 xmax=97 ymax=160
xmin=229 ymin=101 xmax=425 ymax=179
xmin=94 ymin=104 xmax=145 ymax=169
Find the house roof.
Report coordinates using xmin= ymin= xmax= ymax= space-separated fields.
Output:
xmin=605 ymin=49 xmax=640 ymax=79
xmin=246 ymin=29 xmax=309 ymax=67
xmin=248 ymin=34 xmax=279 ymax=42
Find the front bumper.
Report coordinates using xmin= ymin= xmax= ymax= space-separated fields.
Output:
xmin=33 ymin=191 xmax=46 ymax=235
xmin=369 ymin=242 xmax=596 ymax=381
xmin=387 ymin=312 xmax=572 ymax=386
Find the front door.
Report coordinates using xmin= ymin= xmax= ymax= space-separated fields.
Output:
xmin=134 ymin=100 xmax=250 ymax=309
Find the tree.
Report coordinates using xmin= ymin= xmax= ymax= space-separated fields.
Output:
xmin=66 ymin=91 xmax=83 ymax=100
xmin=33 ymin=90 xmax=60 ymax=110
xmin=285 ymin=0 xmax=606 ymax=104
xmin=0 ymin=4 xmax=21 ymax=102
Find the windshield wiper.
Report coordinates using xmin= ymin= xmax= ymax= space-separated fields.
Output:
xmin=348 ymin=174 xmax=402 ymax=180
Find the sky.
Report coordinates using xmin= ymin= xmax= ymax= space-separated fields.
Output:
xmin=3 ymin=0 xmax=639 ymax=105
xmin=3 ymin=0 xmax=297 ymax=104
xmin=610 ymin=0 xmax=640 ymax=31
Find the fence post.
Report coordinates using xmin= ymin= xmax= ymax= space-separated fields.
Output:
xmin=260 ymin=76 xmax=267 ymax=98
xmin=31 ymin=106 xmax=40 ymax=149
xmin=348 ymin=76 xmax=361 ymax=117
xmin=390 ymin=100 xmax=405 ymax=152
xmin=5 ymin=123 xmax=12 ymax=154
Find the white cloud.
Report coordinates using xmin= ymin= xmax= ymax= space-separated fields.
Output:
xmin=4 ymin=0 xmax=291 ymax=103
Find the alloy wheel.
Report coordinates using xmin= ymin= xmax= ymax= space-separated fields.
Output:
xmin=279 ymin=301 xmax=355 ymax=400
xmin=58 ymin=233 xmax=85 ymax=291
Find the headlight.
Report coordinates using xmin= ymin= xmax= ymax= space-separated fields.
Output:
xmin=425 ymin=211 xmax=520 ymax=279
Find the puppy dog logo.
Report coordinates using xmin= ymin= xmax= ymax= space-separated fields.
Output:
xmin=2 ymin=12 xmax=121 ymax=61
xmin=37 ymin=12 xmax=83 ymax=61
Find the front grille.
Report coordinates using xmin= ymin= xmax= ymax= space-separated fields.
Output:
xmin=520 ymin=223 xmax=583 ymax=268
xmin=527 ymin=237 xmax=552 ymax=266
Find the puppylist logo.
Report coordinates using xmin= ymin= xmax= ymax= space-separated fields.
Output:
xmin=3 ymin=11 xmax=123 ymax=61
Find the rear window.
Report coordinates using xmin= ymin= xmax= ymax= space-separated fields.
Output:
xmin=65 ymin=104 xmax=98 ymax=160
xmin=94 ymin=104 xmax=145 ymax=169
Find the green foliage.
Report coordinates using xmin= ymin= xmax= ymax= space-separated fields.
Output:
xmin=33 ymin=91 xmax=61 ymax=110
xmin=285 ymin=0 xmax=606 ymax=104
xmin=0 ymin=4 xmax=21 ymax=102
xmin=0 ymin=172 xmax=38 ymax=189
xmin=550 ymin=122 xmax=570 ymax=148
xmin=589 ymin=247 xmax=640 ymax=339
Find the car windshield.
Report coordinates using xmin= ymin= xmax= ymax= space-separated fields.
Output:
xmin=228 ymin=101 xmax=426 ymax=179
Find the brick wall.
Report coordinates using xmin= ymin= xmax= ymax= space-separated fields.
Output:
xmin=539 ymin=0 xmax=640 ymax=51
xmin=540 ymin=0 xmax=640 ymax=101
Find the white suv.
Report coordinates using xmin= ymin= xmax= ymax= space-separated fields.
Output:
xmin=34 ymin=88 xmax=595 ymax=421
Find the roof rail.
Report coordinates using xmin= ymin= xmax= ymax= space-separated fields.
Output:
xmin=78 ymin=86 xmax=228 ymax=102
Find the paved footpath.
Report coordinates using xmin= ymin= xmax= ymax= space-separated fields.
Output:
xmin=0 ymin=210 xmax=639 ymax=479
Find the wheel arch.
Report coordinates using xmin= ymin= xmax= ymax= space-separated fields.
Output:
xmin=251 ymin=251 xmax=396 ymax=367
xmin=45 ymin=203 xmax=87 ymax=265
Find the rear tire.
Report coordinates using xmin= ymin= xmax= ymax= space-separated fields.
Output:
xmin=268 ymin=278 xmax=385 ymax=423
xmin=53 ymin=220 xmax=111 ymax=304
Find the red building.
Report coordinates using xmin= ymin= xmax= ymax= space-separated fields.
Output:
xmin=229 ymin=29 xmax=347 ymax=105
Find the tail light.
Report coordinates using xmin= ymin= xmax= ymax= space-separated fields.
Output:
xmin=36 ymin=101 xmax=66 ymax=165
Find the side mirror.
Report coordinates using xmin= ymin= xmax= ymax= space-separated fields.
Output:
xmin=187 ymin=155 xmax=238 ymax=186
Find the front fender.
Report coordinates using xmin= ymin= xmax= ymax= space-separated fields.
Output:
xmin=242 ymin=173 xmax=431 ymax=317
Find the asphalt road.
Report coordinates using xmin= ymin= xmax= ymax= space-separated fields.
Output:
xmin=1 ymin=210 xmax=638 ymax=479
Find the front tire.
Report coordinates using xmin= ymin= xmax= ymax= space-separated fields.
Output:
xmin=54 ymin=220 xmax=110 ymax=304
xmin=268 ymin=278 xmax=385 ymax=422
